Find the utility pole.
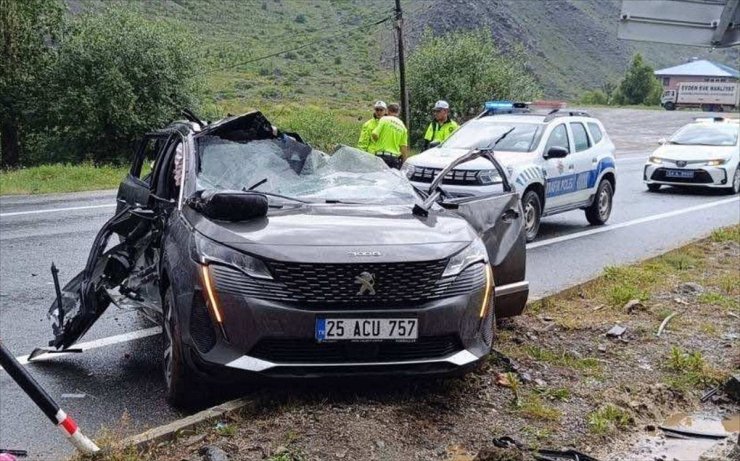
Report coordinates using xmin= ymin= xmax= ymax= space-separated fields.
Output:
xmin=394 ymin=0 xmax=410 ymax=132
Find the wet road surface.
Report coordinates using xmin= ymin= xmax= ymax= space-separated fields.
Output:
xmin=1 ymin=108 xmax=739 ymax=459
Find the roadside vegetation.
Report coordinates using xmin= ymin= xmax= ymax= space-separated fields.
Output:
xmin=578 ymin=53 xmax=663 ymax=108
xmin=0 ymin=163 xmax=128 ymax=195
xmin=75 ymin=225 xmax=739 ymax=461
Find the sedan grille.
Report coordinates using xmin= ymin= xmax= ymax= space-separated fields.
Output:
xmin=249 ymin=335 xmax=461 ymax=363
xmin=211 ymin=261 xmax=487 ymax=309
xmin=410 ymin=167 xmax=481 ymax=185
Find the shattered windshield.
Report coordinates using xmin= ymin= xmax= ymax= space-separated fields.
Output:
xmin=195 ymin=136 xmax=418 ymax=205
xmin=442 ymin=120 xmax=544 ymax=152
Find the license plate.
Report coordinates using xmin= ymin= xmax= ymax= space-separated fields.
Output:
xmin=665 ymin=169 xmax=695 ymax=179
xmin=316 ymin=318 xmax=418 ymax=342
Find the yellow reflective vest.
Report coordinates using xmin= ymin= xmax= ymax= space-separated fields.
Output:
xmin=424 ymin=119 xmax=459 ymax=146
xmin=358 ymin=117 xmax=381 ymax=154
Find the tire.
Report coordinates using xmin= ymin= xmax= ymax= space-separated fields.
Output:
xmin=162 ymin=286 xmax=204 ymax=409
xmin=725 ymin=166 xmax=740 ymax=195
xmin=647 ymin=183 xmax=661 ymax=192
xmin=521 ymin=190 xmax=542 ymax=242
xmin=586 ymin=179 xmax=613 ymax=225
xmin=663 ymin=102 xmax=675 ymax=111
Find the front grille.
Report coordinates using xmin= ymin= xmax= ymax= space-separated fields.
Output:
xmin=651 ymin=168 xmax=714 ymax=184
xmin=250 ymin=335 xmax=461 ymax=363
xmin=212 ymin=260 xmax=487 ymax=309
xmin=190 ymin=295 xmax=217 ymax=353
xmin=411 ymin=167 xmax=481 ymax=185
xmin=268 ymin=259 xmax=449 ymax=307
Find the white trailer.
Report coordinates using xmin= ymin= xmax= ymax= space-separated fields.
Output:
xmin=661 ymin=81 xmax=739 ymax=111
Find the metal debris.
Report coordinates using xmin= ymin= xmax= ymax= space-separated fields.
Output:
xmin=656 ymin=312 xmax=678 ymax=337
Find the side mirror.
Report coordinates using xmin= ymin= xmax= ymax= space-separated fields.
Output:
xmin=658 ymin=138 xmax=667 ymax=145
xmin=187 ymin=190 xmax=268 ymax=221
xmin=429 ymin=141 xmax=441 ymax=148
xmin=544 ymin=146 xmax=569 ymax=159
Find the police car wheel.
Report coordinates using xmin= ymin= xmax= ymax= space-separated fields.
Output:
xmin=647 ymin=183 xmax=661 ymax=192
xmin=522 ymin=190 xmax=542 ymax=242
xmin=586 ymin=180 xmax=613 ymax=225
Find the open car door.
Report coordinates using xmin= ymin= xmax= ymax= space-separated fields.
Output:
xmin=45 ymin=134 xmax=180 ymax=350
xmin=424 ymin=149 xmax=529 ymax=318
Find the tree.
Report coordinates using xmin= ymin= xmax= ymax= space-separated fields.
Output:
xmin=617 ymin=53 xmax=662 ymax=105
xmin=0 ymin=0 xmax=63 ymax=168
xmin=406 ymin=31 xmax=541 ymax=147
xmin=46 ymin=8 xmax=201 ymax=164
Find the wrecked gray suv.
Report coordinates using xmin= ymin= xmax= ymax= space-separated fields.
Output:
xmin=45 ymin=111 xmax=529 ymax=407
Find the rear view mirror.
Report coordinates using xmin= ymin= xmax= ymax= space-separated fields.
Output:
xmin=544 ymin=146 xmax=568 ymax=159
xmin=187 ymin=190 xmax=268 ymax=221
xmin=658 ymin=137 xmax=667 ymax=145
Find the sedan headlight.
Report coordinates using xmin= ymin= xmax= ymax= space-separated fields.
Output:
xmin=706 ymin=158 xmax=729 ymax=166
xmin=478 ymin=169 xmax=502 ymax=185
xmin=400 ymin=162 xmax=416 ymax=179
xmin=443 ymin=238 xmax=488 ymax=277
xmin=191 ymin=234 xmax=273 ymax=279
xmin=648 ymin=156 xmax=664 ymax=165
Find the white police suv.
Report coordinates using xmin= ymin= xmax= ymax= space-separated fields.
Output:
xmin=644 ymin=117 xmax=740 ymax=194
xmin=402 ymin=102 xmax=617 ymax=241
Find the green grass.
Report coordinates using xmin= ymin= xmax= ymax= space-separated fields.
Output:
xmin=588 ymin=404 xmax=631 ymax=435
xmin=518 ymin=394 xmax=561 ymax=421
xmin=664 ymin=347 xmax=725 ymax=392
xmin=0 ymin=163 xmax=128 ymax=195
xmin=523 ymin=346 xmax=601 ymax=372
xmin=699 ymin=292 xmax=739 ymax=311
xmin=710 ymin=226 xmax=740 ymax=243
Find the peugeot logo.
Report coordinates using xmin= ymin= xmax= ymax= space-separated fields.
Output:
xmin=676 ymin=160 xmax=687 ymax=167
xmin=354 ymin=272 xmax=376 ymax=295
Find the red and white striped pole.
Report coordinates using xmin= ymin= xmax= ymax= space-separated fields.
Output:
xmin=0 ymin=340 xmax=99 ymax=455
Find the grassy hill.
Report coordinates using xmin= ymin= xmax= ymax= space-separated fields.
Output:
xmin=69 ymin=0 xmax=739 ymax=111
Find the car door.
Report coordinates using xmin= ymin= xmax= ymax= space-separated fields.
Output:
xmin=541 ymin=123 xmax=576 ymax=210
xmin=428 ymin=151 xmax=528 ymax=318
xmin=567 ymin=121 xmax=597 ymax=204
xmin=116 ymin=133 xmax=169 ymax=214
xmin=45 ymin=135 xmax=179 ymax=350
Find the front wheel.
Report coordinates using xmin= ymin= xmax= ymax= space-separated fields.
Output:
xmin=162 ymin=286 xmax=204 ymax=409
xmin=586 ymin=180 xmax=613 ymax=225
xmin=521 ymin=190 xmax=542 ymax=242
xmin=663 ymin=102 xmax=675 ymax=111
xmin=647 ymin=183 xmax=661 ymax=192
xmin=725 ymin=166 xmax=740 ymax=195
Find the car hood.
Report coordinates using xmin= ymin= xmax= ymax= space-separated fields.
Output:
xmin=186 ymin=205 xmax=473 ymax=263
xmin=653 ymin=144 xmax=737 ymax=161
xmin=408 ymin=147 xmax=534 ymax=169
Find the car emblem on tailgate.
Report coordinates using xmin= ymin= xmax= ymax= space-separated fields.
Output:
xmin=354 ymin=272 xmax=376 ymax=295
xmin=676 ymin=160 xmax=687 ymax=167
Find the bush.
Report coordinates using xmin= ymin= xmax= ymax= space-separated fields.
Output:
xmin=407 ymin=31 xmax=541 ymax=147
xmin=617 ymin=53 xmax=662 ymax=106
xmin=271 ymin=107 xmax=361 ymax=153
xmin=579 ymin=90 xmax=609 ymax=105
xmin=43 ymin=8 xmax=201 ymax=164
xmin=295 ymin=14 xmax=306 ymax=24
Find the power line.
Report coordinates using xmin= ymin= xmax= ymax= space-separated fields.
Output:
xmin=208 ymin=13 xmax=394 ymax=75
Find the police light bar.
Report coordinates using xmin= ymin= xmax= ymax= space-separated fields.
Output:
xmin=484 ymin=101 xmax=514 ymax=111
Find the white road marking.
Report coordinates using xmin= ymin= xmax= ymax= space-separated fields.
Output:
xmin=0 ymin=203 xmax=116 ymax=218
xmin=528 ymin=196 xmax=740 ymax=250
xmin=2 ymin=327 xmax=161 ymax=369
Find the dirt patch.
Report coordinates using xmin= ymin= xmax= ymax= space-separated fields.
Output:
xmin=81 ymin=226 xmax=740 ymax=461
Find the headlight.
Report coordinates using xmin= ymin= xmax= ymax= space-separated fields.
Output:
xmin=648 ymin=156 xmax=663 ymax=165
xmin=191 ymin=235 xmax=273 ymax=279
xmin=478 ymin=169 xmax=502 ymax=185
xmin=443 ymin=238 xmax=488 ymax=277
xmin=400 ymin=162 xmax=416 ymax=179
xmin=706 ymin=158 xmax=729 ymax=166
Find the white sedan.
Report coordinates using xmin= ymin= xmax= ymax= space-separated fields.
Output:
xmin=644 ymin=117 xmax=740 ymax=194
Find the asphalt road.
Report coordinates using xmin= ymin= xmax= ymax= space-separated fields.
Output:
xmin=1 ymin=108 xmax=739 ymax=460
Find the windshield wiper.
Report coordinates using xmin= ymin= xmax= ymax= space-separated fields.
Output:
xmin=240 ymin=188 xmax=311 ymax=204
xmin=247 ymin=178 xmax=268 ymax=191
